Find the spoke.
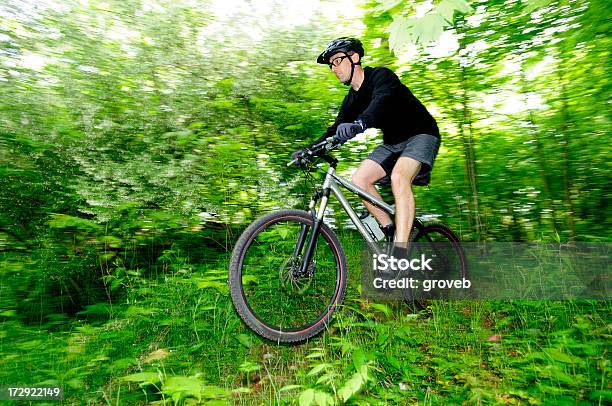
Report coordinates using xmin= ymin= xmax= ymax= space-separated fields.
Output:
xmin=239 ymin=218 xmax=340 ymax=332
xmin=412 ymin=225 xmax=466 ymax=304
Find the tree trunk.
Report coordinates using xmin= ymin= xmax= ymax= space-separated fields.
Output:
xmin=519 ymin=69 xmax=559 ymax=235
xmin=557 ymin=58 xmax=577 ymax=242
xmin=459 ymin=66 xmax=482 ymax=241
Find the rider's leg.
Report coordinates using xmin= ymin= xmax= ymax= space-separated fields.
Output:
xmin=352 ymin=159 xmax=393 ymax=227
xmin=391 ymin=156 xmax=421 ymax=245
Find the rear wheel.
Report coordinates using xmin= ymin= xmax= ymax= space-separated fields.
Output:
xmin=405 ymin=222 xmax=468 ymax=310
xmin=229 ymin=210 xmax=347 ymax=343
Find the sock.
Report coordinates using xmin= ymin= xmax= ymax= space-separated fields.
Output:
xmin=392 ymin=242 xmax=409 ymax=259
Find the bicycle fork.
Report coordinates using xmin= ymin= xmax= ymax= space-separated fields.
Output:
xmin=296 ymin=175 xmax=333 ymax=276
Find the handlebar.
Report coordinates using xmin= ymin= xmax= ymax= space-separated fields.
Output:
xmin=287 ymin=136 xmax=340 ymax=167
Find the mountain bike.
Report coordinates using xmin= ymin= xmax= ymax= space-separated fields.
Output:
xmin=229 ymin=137 xmax=467 ymax=343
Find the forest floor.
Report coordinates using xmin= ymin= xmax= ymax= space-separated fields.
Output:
xmin=1 ymin=232 xmax=609 ymax=405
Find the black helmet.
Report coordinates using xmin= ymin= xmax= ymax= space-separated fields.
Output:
xmin=317 ymin=37 xmax=364 ymax=64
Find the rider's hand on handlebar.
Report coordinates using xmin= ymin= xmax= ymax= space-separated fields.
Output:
xmin=291 ymin=149 xmax=304 ymax=161
xmin=288 ymin=137 xmax=341 ymax=167
xmin=290 ymin=149 xmax=308 ymax=167
xmin=335 ymin=120 xmax=365 ymax=143
xmin=327 ymin=136 xmax=342 ymax=148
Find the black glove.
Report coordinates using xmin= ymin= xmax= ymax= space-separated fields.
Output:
xmin=335 ymin=120 xmax=365 ymax=143
xmin=291 ymin=149 xmax=304 ymax=162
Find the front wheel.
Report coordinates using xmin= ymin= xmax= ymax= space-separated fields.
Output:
xmin=229 ymin=210 xmax=347 ymax=343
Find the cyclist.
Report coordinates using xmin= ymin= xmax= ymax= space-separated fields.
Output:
xmin=293 ymin=37 xmax=440 ymax=257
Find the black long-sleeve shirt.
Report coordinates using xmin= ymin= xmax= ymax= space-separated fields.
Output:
xmin=316 ymin=66 xmax=439 ymax=145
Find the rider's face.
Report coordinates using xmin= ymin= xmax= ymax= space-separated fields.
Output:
xmin=329 ymin=52 xmax=355 ymax=83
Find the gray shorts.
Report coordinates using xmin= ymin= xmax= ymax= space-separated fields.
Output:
xmin=366 ymin=134 xmax=440 ymax=186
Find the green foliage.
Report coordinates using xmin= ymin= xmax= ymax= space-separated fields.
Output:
xmin=0 ymin=0 xmax=609 ymax=404
xmin=385 ymin=0 xmax=473 ymax=51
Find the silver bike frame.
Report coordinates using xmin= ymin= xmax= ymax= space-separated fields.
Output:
xmin=309 ymin=166 xmax=396 ymax=255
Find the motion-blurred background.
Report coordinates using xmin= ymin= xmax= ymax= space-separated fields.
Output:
xmin=0 ymin=0 xmax=609 ymax=404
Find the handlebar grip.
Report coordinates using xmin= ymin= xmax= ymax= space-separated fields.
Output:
xmin=287 ymin=137 xmax=340 ymax=166
xmin=325 ymin=136 xmax=340 ymax=149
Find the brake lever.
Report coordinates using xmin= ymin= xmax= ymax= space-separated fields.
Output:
xmin=325 ymin=137 xmax=339 ymax=150
xmin=287 ymin=137 xmax=338 ymax=167
xmin=323 ymin=135 xmax=345 ymax=151
xmin=287 ymin=147 xmax=312 ymax=167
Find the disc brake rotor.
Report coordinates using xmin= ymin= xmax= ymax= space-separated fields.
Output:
xmin=280 ymin=256 xmax=315 ymax=294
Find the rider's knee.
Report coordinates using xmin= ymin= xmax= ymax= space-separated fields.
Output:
xmin=391 ymin=173 xmax=416 ymax=198
xmin=390 ymin=171 xmax=410 ymax=189
xmin=352 ymin=172 xmax=371 ymax=188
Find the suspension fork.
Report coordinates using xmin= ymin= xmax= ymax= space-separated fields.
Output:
xmin=300 ymin=192 xmax=329 ymax=274
xmin=299 ymin=171 xmax=333 ymax=275
xmin=292 ymin=190 xmax=322 ymax=257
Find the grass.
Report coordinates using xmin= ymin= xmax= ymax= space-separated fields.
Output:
xmin=0 ymin=231 xmax=610 ymax=405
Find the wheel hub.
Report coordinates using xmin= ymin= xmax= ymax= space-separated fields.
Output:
xmin=280 ymin=256 xmax=315 ymax=293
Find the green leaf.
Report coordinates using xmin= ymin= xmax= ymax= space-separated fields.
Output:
xmin=524 ymin=0 xmax=555 ymax=14
xmin=337 ymin=367 xmax=368 ymax=402
xmin=124 ymin=306 xmax=158 ymax=316
xmin=352 ymin=347 xmax=367 ymax=369
xmin=357 ymin=363 xmax=371 ymax=381
xmin=543 ymin=348 xmax=579 ymax=364
xmin=373 ymin=0 xmax=405 ymax=13
xmin=299 ymin=388 xmax=315 ymax=406
xmin=306 ymin=351 xmax=325 ymax=359
xmin=99 ymin=235 xmax=123 ymax=248
xmin=238 ymin=361 xmax=261 ymax=373
xmin=436 ymin=0 xmax=472 ymax=22
xmin=589 ymin=390 xmax=612 ymax=402
xmin=279 ymin=385 xmax=302 ymax=392
xmin=162 ymin=376 xmax=203 ymax=403
xmin=369 ymin=303 xmax=392 ymax=317
xmin=235 ymin=333 xmax=254 ymax=348
xmin=110 ymin=358 xmax=137 ymax=370
xmin=18 ymin=340 xmax=43 ymax=350
xmin=384 ymin=355 xmax=401 ymax=371
xmin=314 ymin=390 xmax=334 ymax=406
xmin=66 ymin=378 xmax=83 ymax=389
xmin=316 ymin=372 xmax=337 ymax=385
xmin=307 ymin=363 xmax=331 ymax=377
xmin=48 ymin=214 xmax=101 ymax=232
xmin=388 ymin=16 xmax=414 ymax=52
xmin=412 ymin=14 xmax=447 ymax=44
xmin=448 ymin=0 xmax=472 ymax=14
xmin=437 ymin=0 xmax=456 ymax=22
xmin=201 ymin=385 xmax=228 ymax=399
xmin=278 ymin=227 xmax=290 ymax=239
xmin=0 ymin=310 xmax=16 ymax=317
xmin=196 ymin=280 xmax=227 ymax=291
xmin=121 ymin=372 xmax=160 ymax=385
xmin=241 ymin=275 xmax=258 ymax=285
xmin=337 ymin=375 xmax=362 ymax=402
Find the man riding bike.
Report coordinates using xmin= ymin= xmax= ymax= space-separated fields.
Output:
xmin=292 ymin=37 xmax=441 ymax=258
